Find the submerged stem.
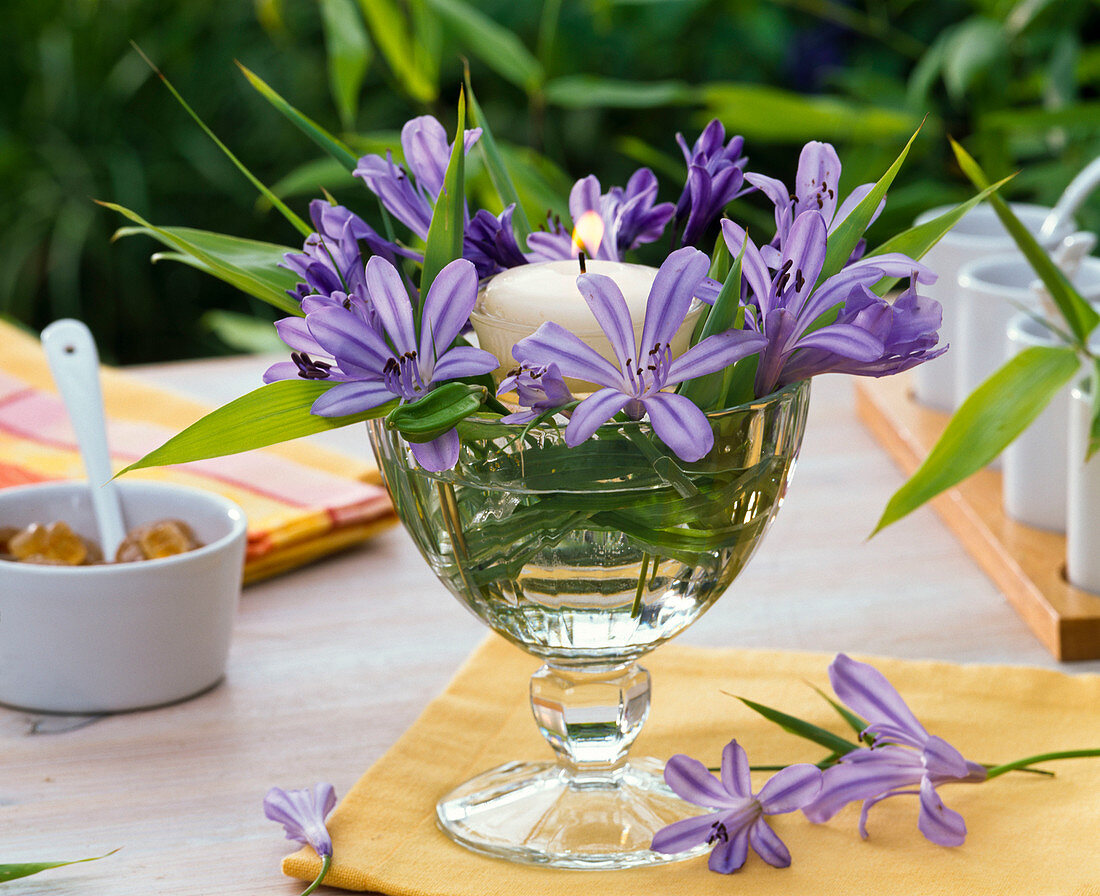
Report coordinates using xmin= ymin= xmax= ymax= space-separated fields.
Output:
xmin=631 ymin=553 xmax=651 ymax=618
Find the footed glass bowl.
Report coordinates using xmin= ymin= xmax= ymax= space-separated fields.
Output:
xmin=368 ymin=379 xmax=810 ymax=869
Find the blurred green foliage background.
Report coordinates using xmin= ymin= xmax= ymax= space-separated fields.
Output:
xmin=4 ymin=0 xmax=1099 ymax=363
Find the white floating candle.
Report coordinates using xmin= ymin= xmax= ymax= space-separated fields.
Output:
xmin=471 ymin=260 xmax=703 ymax=385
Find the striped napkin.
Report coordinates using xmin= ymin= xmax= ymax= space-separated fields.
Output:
xmin=0 ymin=321 xmax=394 ymax=582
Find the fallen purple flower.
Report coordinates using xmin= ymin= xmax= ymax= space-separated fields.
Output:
xmin=652 ymin=740 xmax=822 ymax=873
xmin=263 ymin=783 xmax=337 ymax=858
xmin=802 ymin=654 xmax=986 ymax=846
xmin=510 ymin=246 xmax=765 ymax=461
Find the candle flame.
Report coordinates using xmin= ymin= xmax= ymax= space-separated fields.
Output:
xmin=572 ymin=211 xmax=604 ymax=258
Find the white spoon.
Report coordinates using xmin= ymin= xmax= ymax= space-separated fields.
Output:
xmin=41 ymin=319 xmax=127 ymax=558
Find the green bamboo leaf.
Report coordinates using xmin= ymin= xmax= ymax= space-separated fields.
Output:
xmin=129 ymin=44 xmax=310 ymax=237
xmin=236 ymin=62 xmax=359 ymax=171
xmin=266 ymin=157 xmax=357 ymax=203
xmin=464 ymin=68 xmax=533 ymax=245
xmin=119 ymin=381 xmax=396 ymax=473
xmin=319 ymin=0 xmax=373 ymax=129
xmin=819 ymin=124 xmax=922 ymax=285
xmin=702 ymin=82 xmax=921 ymax=142
xmin=950 ymin=137 xmax=1100 ymax=345
xmin=387 ymin=383 xmax=487 ymax=442
xmin=200 ymin=310 xmax=284 ymax=353
xmin=420 ymin=92 xmax=466 ymax=299
xmin=736 ymin=696 xmax=862 ymax=756
xmin=679 ymin=248 xmax=746 ymax=409
xmin=808 ymin=683 xmax=868 ymax=738
xmin=865 ymin=173 xmax=1015 ymax=295
xmin=427 ymin=0 xmax=543 ymax=91
xmin=355 ymin=0 xmax=437 ymax=103
xmin=875 ymin=345 xmax=1082 ymax=533
xmin=544 ymin=76 xmax=697 ymax=109
xmin=0 ymin=849 xmax=120 ymax=883
xmin=105 ymin=209 xmax=302 ymax=315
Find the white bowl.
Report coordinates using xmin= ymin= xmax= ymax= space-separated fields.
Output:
xmin=0 ymin=480 xmax=246 ymax=713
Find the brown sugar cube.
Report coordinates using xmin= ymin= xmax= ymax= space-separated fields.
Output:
xmin=115 ymin=519 xmax=199 ymax=562
xmin=0 ymin=526 xmax=20 ymax=556
xmin=11 ymin=521 xmax=88 ymax=566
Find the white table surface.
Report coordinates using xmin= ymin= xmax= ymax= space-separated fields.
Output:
xmin=4 ymin=356 xmax=1096 ymax=896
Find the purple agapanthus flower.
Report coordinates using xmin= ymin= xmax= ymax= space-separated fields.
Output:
xmin=282 ymin=200 xmax=411 ymax=304
xmin=265 ymin=256 xmax=498 ymax=471
xmin=263 ymin=783 xmax=337 ymax=858
xmin=651 ymin=740 xmax=822 ymax=873
xmin=674 ymin=120 xmax=750 ymax=248
xmin=352 ymin=116 xmax=502 ymax=276
xmin=465 ymin=204 xmax=529 ymax=274
xmin=720 ymin=212 xmax=940 ymax=397
xmin=803 ymin=654 xmax=987 ymax=847
xmin=746 ymin=140 xmax=882 ymax=268
xmin=497 ymin=361 xmax=574 ymax=424
xmin=508 ymin=247 xmax=766 ymax=461
xmin=526 ymin=169 xmax=675 ymax=263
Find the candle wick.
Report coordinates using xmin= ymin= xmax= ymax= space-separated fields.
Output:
xmin=578 ymin=251 xmax=587 ymax=274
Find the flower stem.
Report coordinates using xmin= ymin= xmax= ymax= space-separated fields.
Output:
xmin=984 ymin=748 xmax=1100 ymax=779
xmin=630 ymin=553 xmax=651 ymax=618
xmin=299 ymin=854 xmax=331 ymax=896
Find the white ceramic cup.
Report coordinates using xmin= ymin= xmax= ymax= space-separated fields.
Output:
xmin=1068 ymin=380 xmax=1100 ymax=594
xmin=957 ymin=255 xmax=1100 ymax=410
xmin=0 ymin=480 xmax=246 ymax=713
xmin=910 ymin=203 xmax=1073 ymax=412
xmin=1003 ymin=314 xmax=1074 ymax=531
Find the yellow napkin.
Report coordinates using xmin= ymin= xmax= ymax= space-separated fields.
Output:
xmin=285 ymin=637 xmax=1100 ymax=896
xmin=0 ymin=321 xmax=394 ymax=581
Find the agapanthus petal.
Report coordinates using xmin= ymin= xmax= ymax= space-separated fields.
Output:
xmin=512 ymin=321 xmax=624 ymax=388
xmin=756 ymin=763 xmax=823 ymax=814
xmin=640 ymin=246 xmax=710 ymax=352
xmin=829 ymin=654 xmax=929 ymax=746
xmin=643 ymin=392 xmax=714 ymax=462
xmin=365 ymin=256 xmax=417 ymax=355
xmin=275 ymin=317 xmax=325 ymax=355
xmin=306 ymin=306 xmax=393 ymax=375
xmin=432 ymin=345 xmax=499 ymax=382
xmin=923 ymin=735 xmax=972 ymax=780
xmin=792 ymin=324 xmax=883 ymax=362
xmin=420 ymin=258 xmax=479 ymax=359
xmin=650 ymin=812 xmax=723 ymax=854
xmin=917 ymin=776 xmax=968 ymax=846
xmin=310 ymin=381 xmax=396 ymax=417
xmin=794 ymin=141 xmax=840 ymax=223
xmin=410 ymin=428 xmax=461 ymax=472
xmin=666 ymin=331 xmax=768 ymax=385
xmin=663 ymin=754 xmax=736 ymax=808
xmin=802 ymin=752 xmax=923 ymax=823
xmin=720 ymin=739 xmax=752 ymax=799
xmin=748 ymin=817 xmax=792 ymax=868
xmin=576 ymin=273 xmax=637 ymax=374
xmin=564 ymin=388 xmax=631 ymax=446
xmin=720 ymin=220 xmax=774 ymax=309
xmin=779 ymin=211 xmax=828 ymax=314
xmin=708 ymin=826 xmax=750 ymax=873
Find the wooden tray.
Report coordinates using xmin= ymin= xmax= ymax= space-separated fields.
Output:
xmin=855 ymin=375 xmax=1100 ymax=661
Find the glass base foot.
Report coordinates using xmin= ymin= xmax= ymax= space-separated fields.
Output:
xmin=436 ymin=757 xmax=710 ymax=869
